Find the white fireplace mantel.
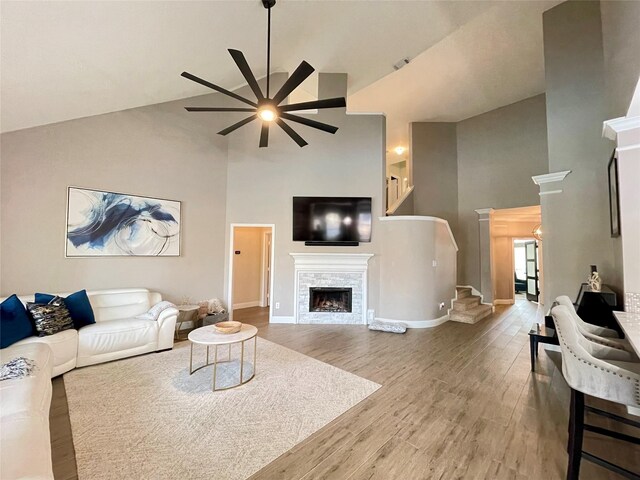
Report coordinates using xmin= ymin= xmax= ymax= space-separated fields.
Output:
xmin=290 ymin=253 xmax=374 ymax=325
xmin=290 ymin=253 xmax=374 ymax=269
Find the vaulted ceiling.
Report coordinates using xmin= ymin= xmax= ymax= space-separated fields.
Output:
xmin=1 ymin=0 xmax=561 ymax=150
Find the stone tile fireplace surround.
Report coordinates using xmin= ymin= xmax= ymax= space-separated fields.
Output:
xmin=290 ymin=253 xmax=373 ymax=324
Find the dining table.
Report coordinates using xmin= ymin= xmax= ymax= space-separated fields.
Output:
xmin=613 ymin=311 xmax=640 ymax=356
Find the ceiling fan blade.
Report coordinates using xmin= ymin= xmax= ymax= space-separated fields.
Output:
xmin=279 ymin=97 xmax=346 ymax=112
xmin=228 ymin=49 xmax=265 ymax=101
xmin=276 ymin=119 xmax=308 ymax=147
xmin=185 ymin=107 xmax=256 ymax=112
xmin=217 ymin=114 xmax=258 ymax=136
xmin=181 ymin=71 xmax=257 ymax=107
xmin=271 ymin=61 xmax=315 ymax=105
xmin=279 ymin=112 xmax=338 ymax=134
xmin=259 ymin=122 xmax=269 ymax=148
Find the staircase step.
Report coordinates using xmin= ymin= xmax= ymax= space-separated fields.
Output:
xmin=452 ymin=295 xmax=481 ymax=312
xmin=456 ymin=287 xmax=472 ymax=299
xmin=449 ymin=304 xmax=493 ymax=324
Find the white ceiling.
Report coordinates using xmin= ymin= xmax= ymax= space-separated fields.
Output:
xmin=350 ymin=0 xmax=562 ymax=151
xmin=1 ymin=0 xmax=561 ymax=148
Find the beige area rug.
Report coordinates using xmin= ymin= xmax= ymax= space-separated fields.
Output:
xmin=64 ymin=338 xmax=380 ymax=480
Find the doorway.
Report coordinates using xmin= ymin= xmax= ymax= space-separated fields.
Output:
xmin=490 ymin=205 xmax=542 ymax=305
xmin=228 ymin=224 xmax=274 ymax=322
xmin=513 ymin=238 xmax=540 ymax=303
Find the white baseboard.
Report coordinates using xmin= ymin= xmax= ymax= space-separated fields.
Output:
xmin=374 ymin=315 xmax=449 ymax=329
xmin=494 ymin=299 xmax=515 ymax=305
xmin=270 ymin=315 xmax=295 ymax=324
xmin=543 ymin=344 xmax=561 ymax=353
xmin=233 ymin=301 xmax=261 ymax=310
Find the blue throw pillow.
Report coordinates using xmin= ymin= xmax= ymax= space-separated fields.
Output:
xmin=1 ymin=294 xmax=34 ymax=348
xmin=35 ymin=290 xmax=96 ymax=329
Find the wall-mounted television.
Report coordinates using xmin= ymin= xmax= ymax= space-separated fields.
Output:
xmin=293 ymin=197 xmax=372 ymax=245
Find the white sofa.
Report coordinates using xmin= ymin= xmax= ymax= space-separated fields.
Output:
xmin=1 ymin=288 xmax=178 ymax=377
xmin=0 ymin=288 xmax=178 ymax=479
xmin=0 ymin=343 xmax=54 ymax=479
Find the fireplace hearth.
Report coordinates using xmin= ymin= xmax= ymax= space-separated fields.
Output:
xmin=309 ymin=287 xmax=353 ymax=313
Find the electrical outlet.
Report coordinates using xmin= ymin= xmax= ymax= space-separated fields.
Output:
xmin=439 ymin=302 xmax=445 ymax=310
xmin=432 ymin=260 xmax=437 ymax=267
xmin=275 ymin=302 xmax=280 ymax=309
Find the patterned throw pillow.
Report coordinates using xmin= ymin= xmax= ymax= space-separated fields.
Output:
xmin=135 ymin=301 xmax=176 ymax=321
xmin=34 ymin=290 xmax=96 ymax=329
xmin=27 ymin=296 xmax=74 ymax=337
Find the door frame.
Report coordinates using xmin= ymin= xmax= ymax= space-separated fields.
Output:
xmin=524 ymin=239 xmax=540 ymax=302
xmin=228 ymin=223 xmax=275 ymax=322
xmin=260 ymin=230 xmax=272 ymax=307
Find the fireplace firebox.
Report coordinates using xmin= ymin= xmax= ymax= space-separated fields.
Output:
xmin=309 ymin=287 xmax=353 ymax=313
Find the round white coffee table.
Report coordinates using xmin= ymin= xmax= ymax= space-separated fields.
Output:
xmin=187 ymin=324 xmax=258 ymax=391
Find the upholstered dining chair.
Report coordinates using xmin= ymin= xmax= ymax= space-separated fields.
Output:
xmin=556 ymin=295 xmax=620 ymax=338
xmin=555 ymin=296 xmax=638 ymax=361
xmin=551 ymin=305 xmax=640 ymax=480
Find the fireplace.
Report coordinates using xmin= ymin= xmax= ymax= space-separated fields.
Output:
xmin=309 ymin=287 xmax=352 ymax=313
xmin=291 ymin=253 xmax=373 ymax=324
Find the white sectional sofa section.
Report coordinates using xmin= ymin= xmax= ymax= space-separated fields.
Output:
xmin=1 ymin=288 xmax=178 ymax=377
xmin=0 ymin=343 xmax=54 ymax=480
xmin=0 ymin=288 xmax=178 ymax=479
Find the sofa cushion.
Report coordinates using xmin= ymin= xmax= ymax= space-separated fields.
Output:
xmin=36 ymin=289 xmax=96 ymax=329
xmin=27 ymin=297 xmax=74 ymax=337
xmin=13 ymin=329 xmax=78 ymax=377
xmin=0 ymin=294 xmax=35 ymax=348
xmin=88 ymin=289 xmax=152 ymax=323
xmin=0 ymin=343 xmax=53 ymax=480
xmin=77 ymin=318 xmax=158 ymax=359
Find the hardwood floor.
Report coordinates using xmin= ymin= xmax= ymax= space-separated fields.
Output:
xmin=50 ymin=301 xmax=639 ymax=479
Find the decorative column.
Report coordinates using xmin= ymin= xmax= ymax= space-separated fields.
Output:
xmin=603 ymin=113 xmax=640 ymax=313
xmin=475 ymin=208 xmax=494 ymax=303
xmin=531 ymin=171 xmax=571 ymax=309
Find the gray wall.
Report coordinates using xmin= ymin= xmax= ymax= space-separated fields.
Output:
xmin=601 ymin=0 xmax=640 ymax=118
xmin=456 ymin=94 xmax=549 ymax=287
xmin=541 ymin=0 xmax=621 ymax=307
xmin=410 ymin=122 xmax=458 ymax=234
xmin=0 ymin=72 xmax=387 ymax=318
xmin=0 ymin=95 xmax=229 ymax=303
xmin=378 ymin=217 xmax=457 ymax=322
xmin=225 ymin=74 xmax=386 ymax=319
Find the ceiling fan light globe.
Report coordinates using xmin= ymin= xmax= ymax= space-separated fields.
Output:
xmin=258 ymin=106 xmax=278 ymax=122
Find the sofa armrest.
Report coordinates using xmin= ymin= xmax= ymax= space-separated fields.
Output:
xmin=156 ymin=306 xmax=178 ymax=350
xmin=156 ymin=306 xmax=178 ymax=327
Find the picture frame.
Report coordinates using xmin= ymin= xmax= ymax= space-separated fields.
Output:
xmin=608 ymin=151 xmax=620 ymax=238
xmin=65 ymin=186 xmax=181 ymax=257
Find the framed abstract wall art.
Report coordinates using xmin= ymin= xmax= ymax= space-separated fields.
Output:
xmin=66 ymin=187 xmax=181 ymax=257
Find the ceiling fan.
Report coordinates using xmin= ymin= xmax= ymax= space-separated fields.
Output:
xmin=181 ymin=0 xmax=346 ymax=148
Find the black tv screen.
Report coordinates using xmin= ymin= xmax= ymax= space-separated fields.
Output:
xmin=293 ymin=197 xmax=372 ymax=243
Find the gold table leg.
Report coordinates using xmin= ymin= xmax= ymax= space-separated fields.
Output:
xmin=240 ymin=340 xmax=245 ymax=383
xmin=212 ymin=344 xmax=218 ymax=391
